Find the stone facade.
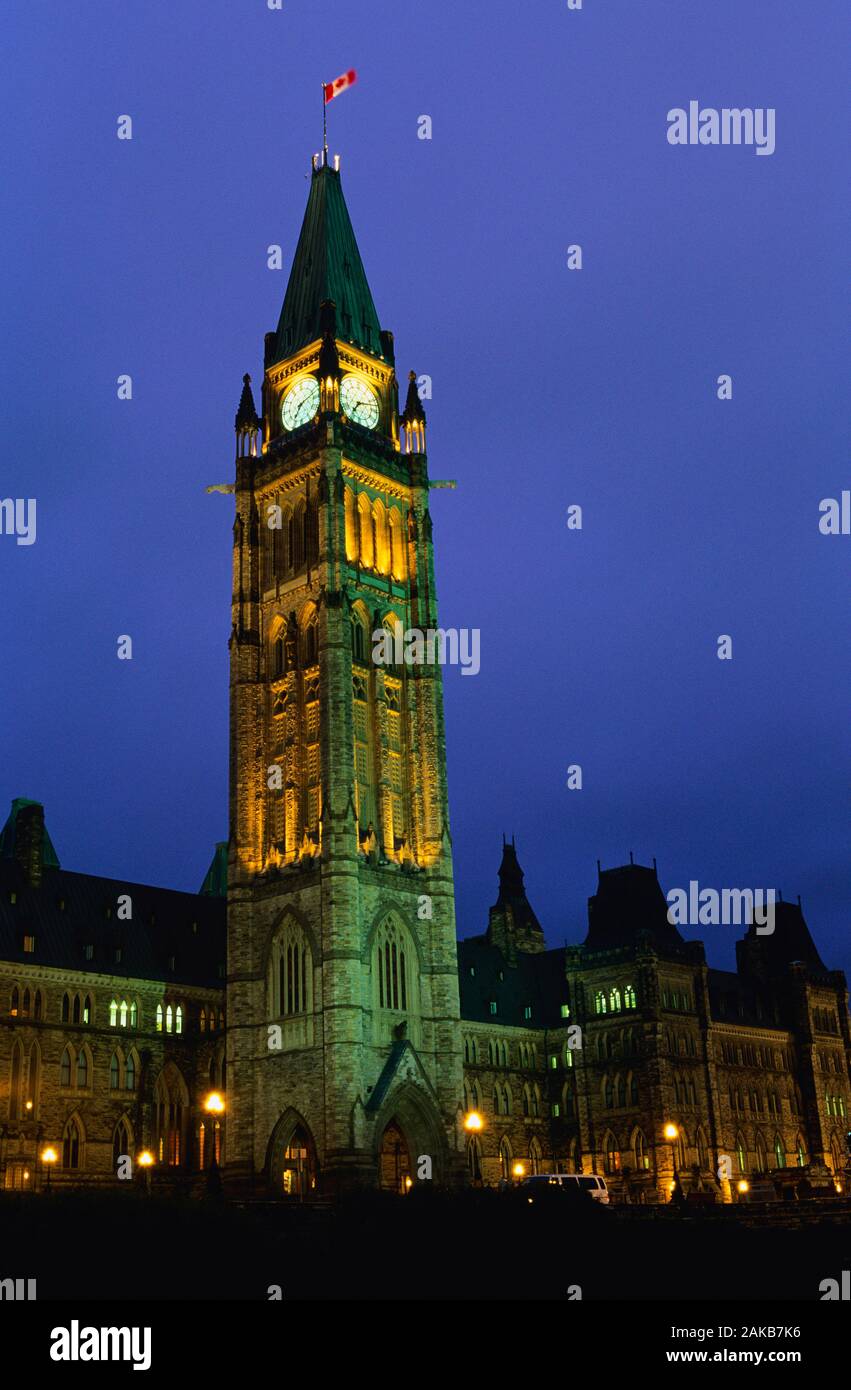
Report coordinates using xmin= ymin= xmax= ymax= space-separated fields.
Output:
xmin=1 ymin=160 xmax=848 ymax=1204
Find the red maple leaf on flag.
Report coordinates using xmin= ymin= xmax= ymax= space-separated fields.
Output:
xmin=324 ymin=69 xmax=357 ymax=104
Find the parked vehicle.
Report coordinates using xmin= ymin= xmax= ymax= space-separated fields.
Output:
xmin=520 ymin=1173 xmax=610 ymax=1205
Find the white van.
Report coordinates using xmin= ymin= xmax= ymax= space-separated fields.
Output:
xmin=520 ymin=1173 xmax=610 ymax=1205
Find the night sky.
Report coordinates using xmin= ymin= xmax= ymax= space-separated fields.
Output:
xmin=2 ymin=1 xmax=848 ymax=977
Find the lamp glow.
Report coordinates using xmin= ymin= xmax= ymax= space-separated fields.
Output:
xmin=204 ymin=1092 xmax=225 ymax=1114
xmin=464 ymin=1111 xmax=483 ymax=1132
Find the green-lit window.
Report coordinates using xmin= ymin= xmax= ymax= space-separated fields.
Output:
xmin=560 ymin=1003 xmax=570 ymax=1018
xmin=594 ymin=991 xmax=607 ymax=1015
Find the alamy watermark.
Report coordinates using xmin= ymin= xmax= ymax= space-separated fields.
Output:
xmin=372 ymin=622 xmax=480 ymax=676
xmin=667 ymin=102 xmax=775 ymax=156
xmin=666 ymin=881 xmax=776 ymax=934
xmin=0 ymin=498 xmax=37 ymax=546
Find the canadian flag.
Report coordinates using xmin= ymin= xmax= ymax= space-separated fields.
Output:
xmin=324 ymin=69 xmax=357 ymax=104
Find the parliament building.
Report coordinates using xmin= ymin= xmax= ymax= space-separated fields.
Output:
xmin=2 ymin=157 xmax=849 ymax=1202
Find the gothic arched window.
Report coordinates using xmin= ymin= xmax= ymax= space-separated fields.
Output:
xmin=62 ymin=1118 xmax=81 ymax=1169
xmin=375 ymin=919 xmax=411 ymax=1014
xmin=634 ymin=1128 xmax=649 ymax=1170
xmin=735 ymin=1133 xmax=747 ymax=1173
xmin=271 ymin=917 xmax=313 ymax=1018
xmin=60 ymin=1047 xmax=72 ymax=1088
xmin=113 ymin=1118 xmax=132 ymax=1170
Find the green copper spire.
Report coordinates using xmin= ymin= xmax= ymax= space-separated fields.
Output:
xmin=272 ymin=162 xmax=383 ymax=365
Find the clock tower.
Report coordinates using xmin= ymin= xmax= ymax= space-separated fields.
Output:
xmin=225 ymin=154 xmax=465 ymax=1194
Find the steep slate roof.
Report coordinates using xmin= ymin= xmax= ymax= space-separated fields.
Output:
xmin=0 ymin=798 xmax=60 ymax=868
xmin=457 ymin=936 xmax=567 ymax=1029
xmin=0 ymin=860 xmax=226 ymax=989
xmin=743 ymin=900 xmax=829 ymax=976
xmin=584 ymin=862 xmax=684 ymax=954
xmin=272 ymin=163 xmax=383 ymax=364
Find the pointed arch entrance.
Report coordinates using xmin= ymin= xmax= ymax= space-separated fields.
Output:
xmin=266 ymin=1109 xmax=318 ymax=1198
xmin=371 ymin=1080 xmax=448 ymax=1190
xmin=378 ymin=1119 xmax=412 ymax=1193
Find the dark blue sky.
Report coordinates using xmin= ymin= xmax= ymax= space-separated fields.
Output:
xmin=2 ymin=1 xmax=848 ymax=976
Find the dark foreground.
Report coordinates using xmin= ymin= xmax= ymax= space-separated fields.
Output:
xmin=3 ymin=1188 xmax=850 ymax=1301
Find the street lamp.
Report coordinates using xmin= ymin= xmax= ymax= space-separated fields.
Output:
xmin=737 ymin=1179 xmax=749 ymax=1199
xmin=664 ymin=1122 xmax=684 ymax=1203
xmin=464 ymin=1111 xmax=483 ymax=1184
xmin=138 ymin=1149 xmax=154 ymax=1197
xmin=512 ymin=1162 xmax=526 ymax=1181
xmin=42 ymin=1146 xmax=57 ymax=1192
xmin=204 ymin=1092 xmax=225 ymax=1115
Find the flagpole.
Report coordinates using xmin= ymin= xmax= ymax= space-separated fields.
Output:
xmin=322 ymin=82 xmax=327 ymax=162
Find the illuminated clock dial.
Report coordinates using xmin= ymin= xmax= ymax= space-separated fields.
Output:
xmin=281 ymin=377 xmax=320 ymax=431
xmin=340 ymin=375 xmax=379 ymax=429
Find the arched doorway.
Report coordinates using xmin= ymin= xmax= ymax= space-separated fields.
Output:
xmin=266 ymin=1111 xmax=318 ymax=1198
xmin=281 ymin=1124 xmax=315 ymax=1197
xmin=378 ymin=1119 xmax=412 ymax=1193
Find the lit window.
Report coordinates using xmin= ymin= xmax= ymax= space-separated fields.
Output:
xmin=156 ymin=1004 xmax=163 ymax=1032
xmin=489 ymin=1000 xmax=497 ymax=1016
xmin=175 ymin=1005 xmax=183 ymax=1035
xmin=109 ymin=999 xmax=118 ymax=1027
xmin=560 ymin=1003 xmax=570 ymax=1018
xmin=130 ymin=1001 xmax=137 ymax=1028
xmin=523 ymin=1005 xmax=532 ymax=1020
xmin=166 ymin=1005 xmax=174 ymax=1034
xmin=23 ymin=935 xmax=35 ymax=954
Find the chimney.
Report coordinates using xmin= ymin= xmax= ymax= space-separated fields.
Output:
xmin=14 ymin=802 xmax=44 ymax=888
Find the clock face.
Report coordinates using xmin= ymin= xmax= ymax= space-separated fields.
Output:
xmin=281 ymin=377 xmax=320 ymax=431
xmin=340 ymin=375 xmax=379 ymax=429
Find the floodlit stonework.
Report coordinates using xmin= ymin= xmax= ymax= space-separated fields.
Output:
xmin=1 ymin=161 xmax=848 ymax=1202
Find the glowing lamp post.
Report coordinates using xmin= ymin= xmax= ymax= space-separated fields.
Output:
xmin=512 ymin=1162 xmax=526 ymax=1182
xmin=664 ymin=1123 xmax=684 ymax=1203
xmin=137 ymin=1150 xmax=154 ymax=1195
xmin=736 ymin=1179 xmax=750 ymax=1200
xmin=41 ymin=1146 xmax=57 ymax=1192
xmin=204 ymin=1092 xmax=225 ymax=1169
xmin=464 ymin=1111 xmax=483 ymax=1184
